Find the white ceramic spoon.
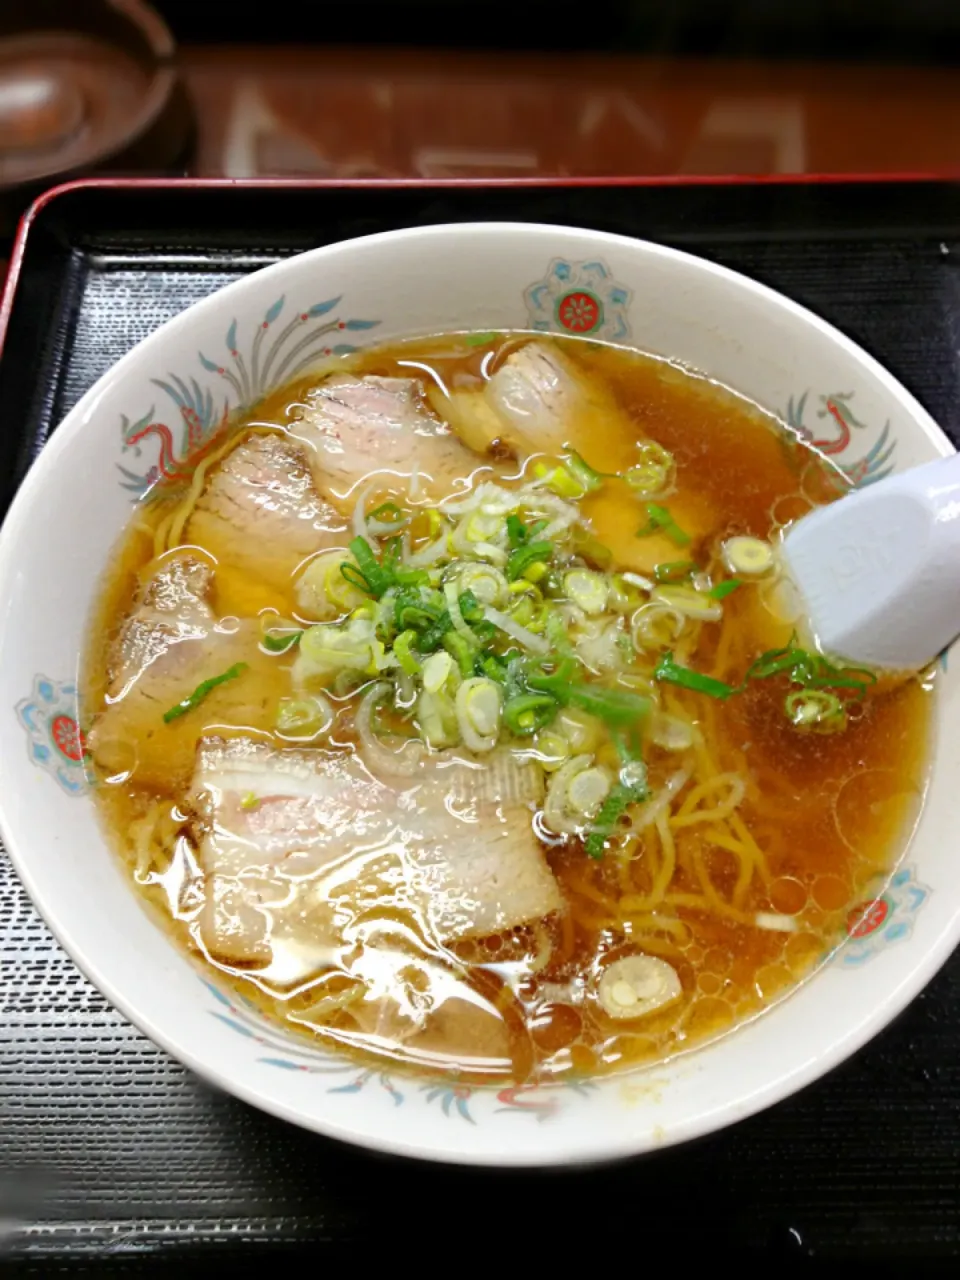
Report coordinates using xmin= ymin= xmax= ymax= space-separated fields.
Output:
xmin=782 ymin=452 xmax=960 ymax=670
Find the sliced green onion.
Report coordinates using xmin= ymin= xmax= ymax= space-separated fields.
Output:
xmin=654 ymin=651 xmax=736 ymax=699
xmin=483 ymin=604 xmax=551 ymax=655
xmin=571 ymin=527 xmax=614 ymax=570
xmin=443 ymin=629 xmax=477 ymax=677
xmin=347 ymin=535 xmax=393 ymax=598
xmin=564 ymin=450 xmax=605 ymax=493
xmin=624 ymin=441 xmax=675 ymax=497
xmin=535 ymin=729 xmax=570 ymax=771
xmin=506 ymin=539 xmax=553 ymax=582
xmin=477 ymin=651 xmax=508 ymax=683
xmin=163 ymin=662 xmax=248 ymax=723
xmin=464 ymin=330 xmax=500 ymax=346
xmin=276 ymin=695 xmax=333 ymax=739
xmin=652 ymin=583 xmax=722 ymax=622
xmin=636 ymin=503 xmax=691 ymax=548
xmin=262 ymin=628 xmax=303 ymax=653
xmin=545 ymin=609 xmax=575 ymax=657
xmin=504 ymin=692 xmax=558 ymax=736
xmin=564 ymin=568 xmax=609 ymax=615
xmin=567 ymin=767 xmax=612 ymax=818
xmin=744 ymin=644 xmax=873 ymax=703
xmin=709 ymin=579 xmax=742 ymax=600
xmin=529 ymin=662 xmax=652 ymax=730
xmin=584 ymin=779 xmax=648 ymax=858
xmin=394 ymin=566 xmax=430 ymax=587
xmin=393 ymin=630 xmax=421 ymax=675
xmin=422 ymin=650 xmax=456 ymax=693
xmin=534 ymin=461 xmax=588 ymax=499
xmin=785 ymin=689 xmax=847 ymax=731
xmin=444 ymin=580 xmax=477 ymax=640
xmin=455 ymin=677 xmax=502 ymax=752
xmin=417 ymin=688 xmax=459 ymax=748
xmin=417 ymin=609 xmax=452 ymax=653
xmin=507 ymin=513 xmax=528 ymax=548
xmin=394 ymin=588 xmax=442 ymax=632
xmin=745 ymin=645 xmax=813 ymax=682
xmin=721 ymin=536 xmax=774 ymax=577
xmin=506 ymin=514 xmax=549 ymax=548
xmin=457 ymin=563 xmax=507 ymax=606
xmin=340 ymin=562 xmax=373 ymax=594
xmin=369 ymin=501 xmax=406 ymax=524
xmin=654 ymin=559 xmax=696 ymax=584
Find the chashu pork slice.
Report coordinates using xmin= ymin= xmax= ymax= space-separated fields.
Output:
xmin=486 ymin=340 xmax=716 ymax=572
xmin=87 ymin=555 xmax=276 ymax=790
xmin=186 ymin=431 xmax=344 ymax=595
xmin=289 ymin=374 xmax=497 ymax=506
xmin=485 ymin=340 xmax=588 ymax=457
xmin=191 ymin=735 xmax=561 ymax=966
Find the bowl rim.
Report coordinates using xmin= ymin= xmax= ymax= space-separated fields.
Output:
xmin=0 ymin=219 xmax=955 ymax=1166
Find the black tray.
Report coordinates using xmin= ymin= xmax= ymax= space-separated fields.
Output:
xmin=2 ymin=177 xmax=960 ymax=1273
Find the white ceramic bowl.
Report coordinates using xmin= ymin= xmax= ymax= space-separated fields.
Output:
xmin=0 ymin=222 xmax=956 ymax=1167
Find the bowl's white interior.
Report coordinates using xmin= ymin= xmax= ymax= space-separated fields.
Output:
xmin=0 ymin=222 xmax=957 ymax=1166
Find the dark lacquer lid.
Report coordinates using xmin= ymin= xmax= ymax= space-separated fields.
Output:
xmin=0 ymin=0 xmax=192 ymax=236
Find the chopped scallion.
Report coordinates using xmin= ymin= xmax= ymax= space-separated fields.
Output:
xmin=442 ymin=629 xmax=477 ymax=677
xmin=654 ymin=559 xmax=696 ymax=584
xmin=785 ymin=689 xmax=847 ymax=731
xmin=163 ymin=662 xmax=248 ymax=723
xmin=262 ymin=629 xmax=303 ymax=653
xmin=564 ymin=450 xmax=606 ymax=493
xmin=654 ymin=651 xmax=736 ymax=699
xmin=636 ymin=503 xmax=691 ymax=548
xmin=709 ymin=579 xmax=742 ymax=600
xmin=503 ymin=692 xmax=558 ymax=736
xmin=584 ymin=779 xmax=648 ymax=858
xmin=369 ymin=501 xmax=406 ymax=524
xmin=393 ymin=629 xmax=421 ymax=675
xmin=506 ymin=539 xmax=553 ymax=582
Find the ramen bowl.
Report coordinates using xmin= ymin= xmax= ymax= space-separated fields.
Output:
xmin=0 ymin=221 xmax=956 ymax=1166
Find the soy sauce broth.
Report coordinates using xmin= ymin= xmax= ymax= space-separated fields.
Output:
xmin=83 ymin=333 xmax=934 ymax=1084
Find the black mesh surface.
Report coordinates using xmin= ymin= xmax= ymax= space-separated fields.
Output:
xmin=2 ymin=180 xmax=960 ymax=1268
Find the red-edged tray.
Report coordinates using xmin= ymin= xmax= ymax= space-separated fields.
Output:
xmin=1 ymin=176 xmax=959 ymax=1269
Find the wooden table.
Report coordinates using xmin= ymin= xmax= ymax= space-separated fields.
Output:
xmin=181 ymin=47 xmax=960 ymax=178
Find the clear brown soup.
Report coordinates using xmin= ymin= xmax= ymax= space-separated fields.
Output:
xmin=83 ymin=333 xmax=933 ymax=1085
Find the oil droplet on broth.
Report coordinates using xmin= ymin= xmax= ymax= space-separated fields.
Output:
xmin=770 ymin=876 xmax=808 ymax=916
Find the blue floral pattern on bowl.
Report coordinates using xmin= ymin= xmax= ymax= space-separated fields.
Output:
xmin=836 ymin=866 xmax=931 ymax=968
xmin=15 ymin=675 xmax=89 ymax=797
xmin=523 ymin=258 xmax=632 ymax=342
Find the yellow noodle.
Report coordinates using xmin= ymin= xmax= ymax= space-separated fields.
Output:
xmin=566 ymin=870 xmax=619 ymax=912
xmin=728 ymin=809 xmax=773 ymax=883
xmin=708 ymin=609 xmax=736 ymax=680
xmin=126 ymin=799 xmax=174 ymax=880
xmin=570 ymin=904 xmax=618 ymax=933
xmin=151 ymin=505 xmax=181 ymax=561
xmin=622 ymin=912 xmax=691 ymax=941
xmin=671 ymin=772 xmax=745 ymax=829
xmin=528 ymin=924 xmax=553 ymax=974
xmin=622 ymin=935 xmax=683 ymax=960
xmin=666 ymin=890 xmax=755 ymax=925
xmin=653 ymin=811 xmax=677 ymax=904
xmin=701 ymin=825 xmax=757 ymax=905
